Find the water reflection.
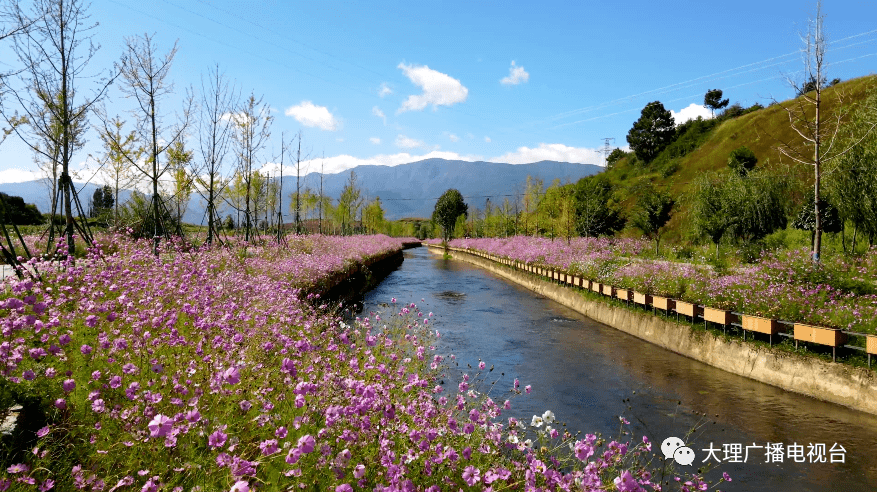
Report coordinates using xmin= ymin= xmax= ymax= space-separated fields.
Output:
xmin=362 ymin=247 xmax=877 ymax=491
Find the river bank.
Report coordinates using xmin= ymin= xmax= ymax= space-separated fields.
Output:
xmin=427 ymin=244 xmax=877 ymax=416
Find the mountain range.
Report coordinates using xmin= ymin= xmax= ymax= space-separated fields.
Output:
xmin=0 ymin=158 xmax=603 ymax=223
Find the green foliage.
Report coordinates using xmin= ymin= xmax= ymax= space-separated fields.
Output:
xmin=650 ymin=117 xmax=719 ymax=168
xmin=0 ymin=193 xmax=44 ymax=226
xmin=573 ymin=175 xmax=625 ymax=237
xmin=631 ymin=184 xmax=674 ymax=255
xmin=727 ymin=168 xmax=791 ymax=243
xmin=727 ymin=146 xmax=758 ymax=176
xmin=703 ymin=89 xmax=729 ymax=115
xmin=626 ymin=101 xmax=676 ymax=163
xmin=792 ymin=191 xmax=842 ymax=234
xmin=90 ymin=185 xmax=114 ymax=224
xmin=118 ymin=190 xmax=181 ymax=239
xmin=433 ymin=188 xmax=468 ymax=240
xmin=690 ymin=171 xmax=737 ymax=255
xmin=826 ymin=88 xmax=877 ymax=246
xmin=606 ymin=148 xmax=627 ymax=167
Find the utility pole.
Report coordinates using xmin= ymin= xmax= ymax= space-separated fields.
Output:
xmin=276 ymin=133 xmax=285 ymax=242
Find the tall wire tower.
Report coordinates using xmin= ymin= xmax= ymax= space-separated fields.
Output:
xmin=600 ymin=137 xmax=615 ymax=166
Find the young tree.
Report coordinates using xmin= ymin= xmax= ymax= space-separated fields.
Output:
xmin=773 ymin=1 xmax=877 ymax=261
xmin=703 ymin=89 xmax=729 ymax=117
xmin=626 ymin=101 xmax=675 ymax=163
xmin=231 ymin=93 xmax=272 ymax=241
xmin=631 ymin=184 xmax=674 ymax=256
xmin=3 ymin=0 xmax=116 ymax=255
xmin=336 ymin=170 xmax=363 ymax=234
xmin=97 ymin=116 xmax=140 ymax=226
xmin=164 ymin=140 xmax=193 ymax=225
xmin=195 ymin=64 xmax=237 ymax=245
xmin=433 ymin=188 xmax=468 ymax=241
xmin=110 ymin=33 xmax=191 ymax=255
xmin=690 ymin=171 xmax=737 ymax=258
xmin=363 ymin=197 xmax=385 ymax=234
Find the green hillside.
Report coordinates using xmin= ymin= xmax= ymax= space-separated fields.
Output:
xmin=602 ymin=74 xmax=877 ymax=243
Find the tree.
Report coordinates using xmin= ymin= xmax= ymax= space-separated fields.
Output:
xmin=363 ymin=197 xmax=385 ymax=234
xmin=97 ymin=116 xmax=140 ymax=226
xmin=727 ymin=146 xmax=758 ymax=176
xmin=690 ymin=171 xmax=737 ymax=258
xmin=826 ymin=123 xmax=877 ymax=249
xmin=703 ymin=89 xmax=729 ymax=117
xmin=3 ymin=0 xmax=116 ymax=255
xmin=793 ymin=190 xmax=842 ymax=250
xmin=626 ymin=101 xmax=675 ymax=163
xmin=727 ymin=169 xmax=790 ymax=243
xmin=195 ymin=64 xmax=237 ymax=245
xmin=631 ymin=185 xmax=674 ymax=255
xmin=336 ymin=170 xmax=363 ymax=234
xmin=0 ymin=192 xmax=44 ymax=225
xmin=109 ymin=33 xmax=191 ymax=255
xmin=573 ymin=175 xmax=625 ymax=237
xmin=164 ymin=140 xmax=193 ymax=225
xmin=773 ymin=1 xmax=876 ymax=261
xmin=89 ymin=185 xmax=113 ymax=220
xmin=605 ymin=148 xmax=627 ymax=168
xmin=433 ymin=188 xmax=468 ymax=241
xmin=231 ymin=93 xmax=271 ymax=241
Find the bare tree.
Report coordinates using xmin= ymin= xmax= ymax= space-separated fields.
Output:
xmin=774 ymin=1 xmax=876 ymax=261
xmin=1 ymin=0 xmax=116 ymax=255
xmin=195 ymin=64 xmax=236 ymax=245
xmin=107 ymin=33 xmax=191 ymax=255
xmin=231 ymin=93 xmax=271 ymax=241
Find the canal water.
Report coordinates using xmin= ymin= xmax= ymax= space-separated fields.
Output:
xmin=360 ymin=246 xmax=877 ymax=491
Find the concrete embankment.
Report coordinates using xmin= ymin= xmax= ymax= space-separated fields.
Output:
xmin=427 ymin=244 xmax=877 ymax=416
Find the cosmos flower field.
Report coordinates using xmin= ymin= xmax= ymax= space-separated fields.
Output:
xmin=434 ymin=236 xmax=877 ymax=335
xmin=0 ymin=233 xmax=724 ymax=491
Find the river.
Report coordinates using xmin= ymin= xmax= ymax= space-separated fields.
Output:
xmin=359 ymin=246 xmax=877 ymax=491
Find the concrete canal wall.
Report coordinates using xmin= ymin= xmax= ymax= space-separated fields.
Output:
xmin=427 ymin=244 xmax=877 ymax=416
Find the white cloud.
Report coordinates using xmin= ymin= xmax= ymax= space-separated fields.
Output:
xmin=379 ymin=83 xmax=392 ymax=97
xmin=671 ymin=103 xmax=712 ymax=125
xmin=500 ymin=61 xmax=530 ymax=85
xmin=489 ymin=143 xmax=603 ymax=165
xmin=372 ymin=106 xmax=386 ymax=125
xmin=370 ymin=137 xmax=381 ymax=144
xmin=284 ymin=101 xmax=339 ymax=131
xmin=259 ymin=141 xmax=606 ymax=177
xmin=0 ymin=168 xmax=43 ymax=184
xmin=484 ymin=136 xmax=491 ymax=143
xmin=448 ymin=133 xmax=459 ymax=142
xmin=397 ymin=63 xmax=468 ymax=113
xmin=395 ymin=134 xmax=426 ymax=149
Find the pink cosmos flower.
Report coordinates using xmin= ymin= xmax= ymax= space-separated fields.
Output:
xmin=208 ymin=430 xmax=227 ymax=448
xmin=297 ymin=434 xmax=315 ymax=453
xmin=462 ymin=466 xmax=481 ymax=486
xmin=62 ymin=379 xmax=75 ymax=392
xmin=229 ymin=481 xmax=249 ymax=492
xmin=148 ymin=414 xmax=172 ymax=437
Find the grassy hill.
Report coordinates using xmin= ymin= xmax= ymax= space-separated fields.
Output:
xmin=601 ymin=74 xmax=877 ymax=243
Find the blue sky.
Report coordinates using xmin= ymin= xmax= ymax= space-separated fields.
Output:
xmin=1 ymin=0 xmax=875 ymax=183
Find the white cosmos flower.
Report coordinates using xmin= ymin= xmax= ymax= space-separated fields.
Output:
xmin=531 ymin=415 xmax=543 ymax=428
xmin=542 ymin=410 xmax=555 ymax=423
xmin=524 ymin=439 xmax=533 ymax=448
xmin=508 ymin=435 xmax=519 ymax=444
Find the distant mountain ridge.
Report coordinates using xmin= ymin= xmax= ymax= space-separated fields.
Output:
xmin=0 ymin=158 xmax=603 ymax=222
